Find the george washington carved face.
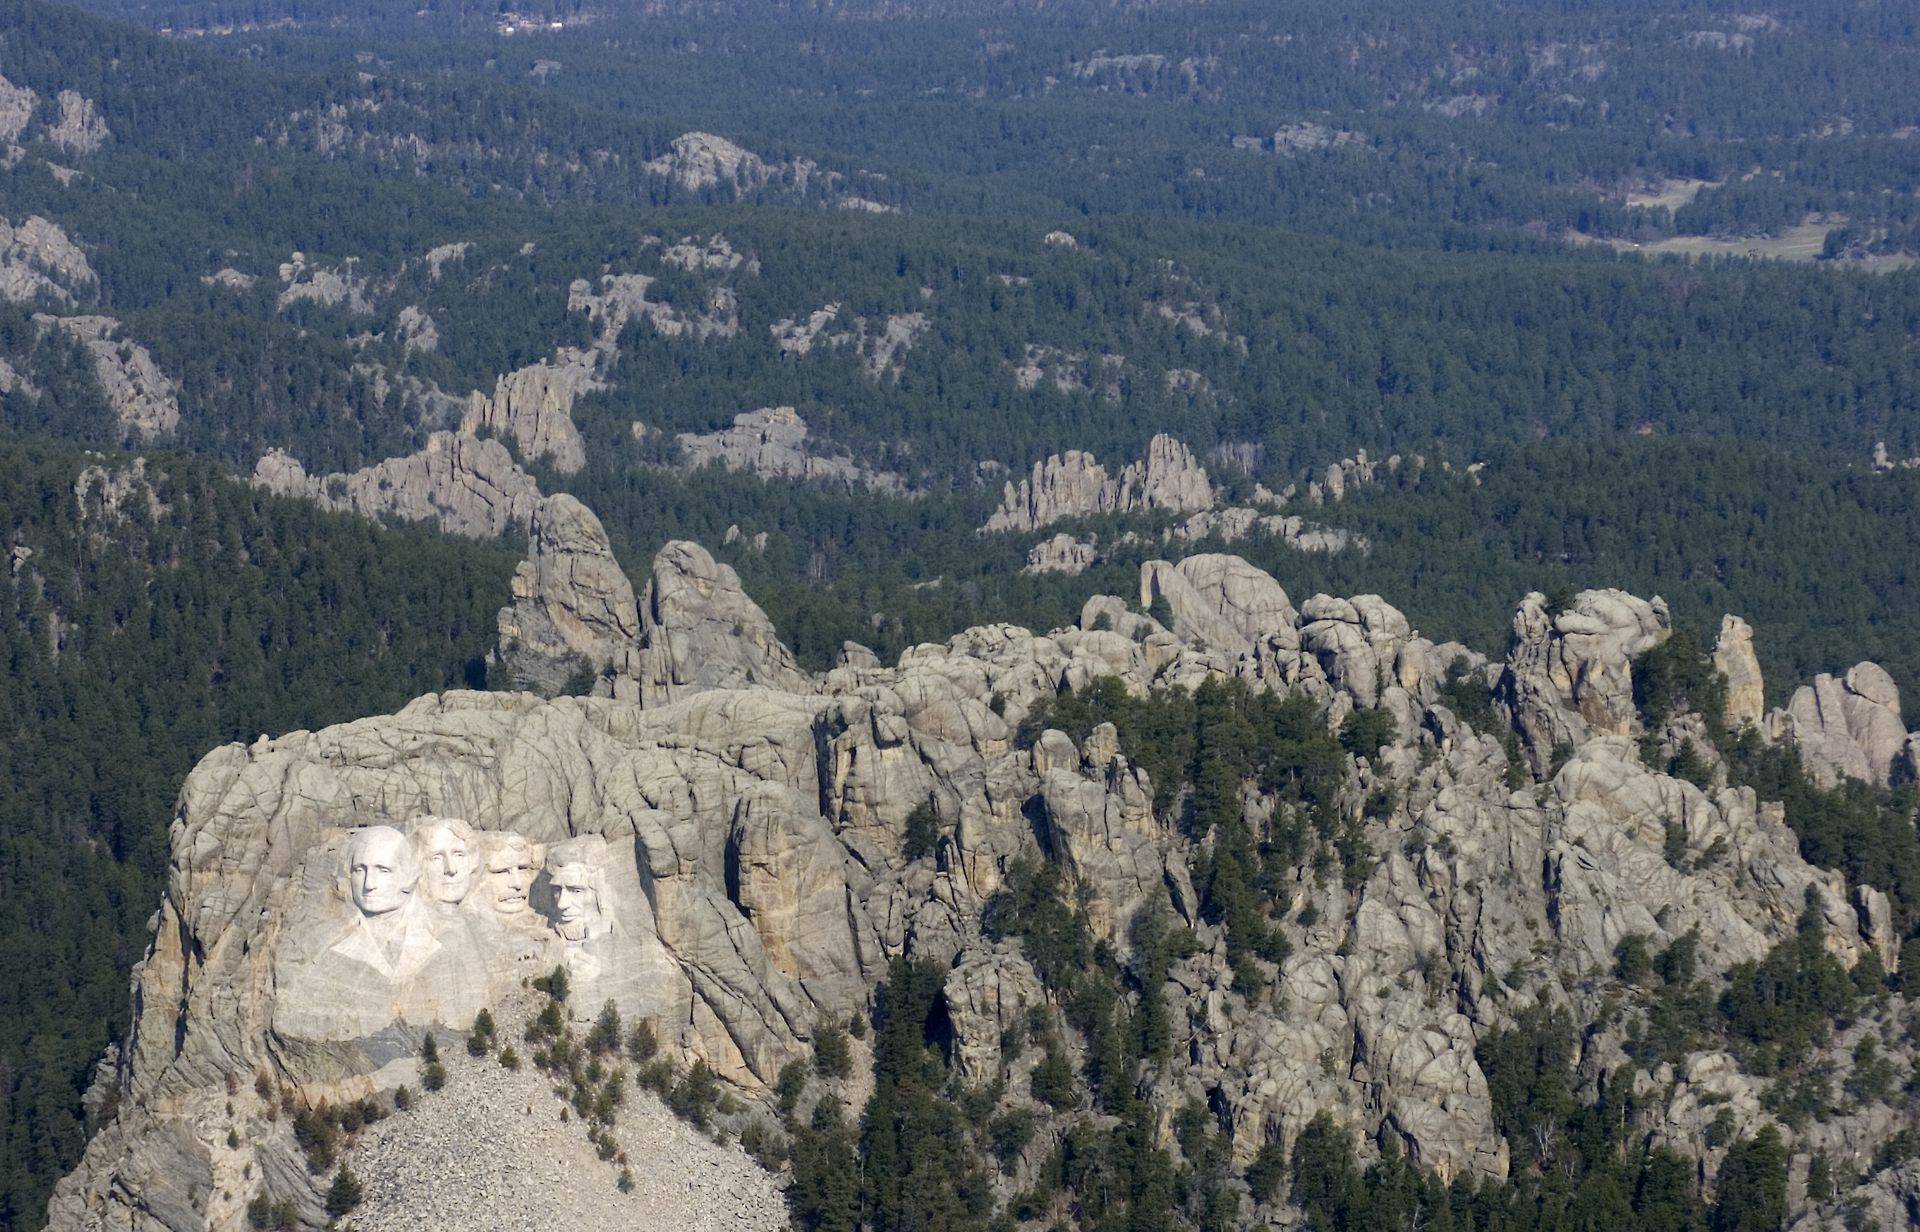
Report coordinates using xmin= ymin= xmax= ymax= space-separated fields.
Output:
xmin=348 ymin=826 xmax=418 ymax=917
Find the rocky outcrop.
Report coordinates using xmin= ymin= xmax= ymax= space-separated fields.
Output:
xmin=493 ymin=495 xmax=644 ymax=695
xmin=460 ymin=352 xmax=597 ymax=474
xmin=661 ymin=234 xmax=757 ymax=274
xmin=644 ymin=132 xmax=818 ymax=195
xmin=277 ymin=252 xmax=376 ymax=313
xmin=771 ymin=305 xmax=927 ymax=379
xmin=393 ymin=305 xmax=438 ymax=353
xmin=1163 ymin=506 xmax=1364 ymax=552
xmin=1713 ymin=614 xmax=1766 ymax=729
xmin=1766 ymin=663 xmax=1908 ymax=787
xmin=569 ymin=273 xmax=740 ymax=342
xmin=456 ymin=264 xmax=744 ymax=475
xmin=48 ymin=90 xmax=109 ymax=155
xmin=0 ymin=78 xmax=107 ymax=156
xmin=674 ymin=407 xmax=906 ymax=492
xmin=37 ymin=314 xmax=179 ymax=440
xmin=50 ymin=540 xmax=1914 ymax=1232
xmin=1024 ymin=533 xmax=1100 ymax=575
xmin=252 ymin=431 xmax=543 ymax=538
xmin=1141 ymin=554 xmax=1298 ymax=654
xmin=1 ymin=216 xmax=95 ymax=305
xmin=985 ymin=434 xmax=1217 ymax=533
xmin=632 ymin=541 xmax=811 ymax=702
xmin=1501 ymin=589 xmax=1670 ymax=773
xmin=0 ymin=74 xmax=34 ymax=144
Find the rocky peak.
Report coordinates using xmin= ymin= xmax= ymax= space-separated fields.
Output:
xmin=644 ymin=132 xmax=817 ymax=194
xmin=1713 ymin=614 xmax=1766 ymax=729
xmin=1501 ymin=588 xmax=1670 ymax=773
xmin=984 ymin=433 xmax=1217 ymax=533
xmin=492 ymin=495 xmax=644 ymax=696
xmin=460 ymin=353 xmax=597 ymax=475
xmin=1767 ymin=662 xmax=1908 ymax=787
xmin=633 ymin=540 xmax=811 ymax=701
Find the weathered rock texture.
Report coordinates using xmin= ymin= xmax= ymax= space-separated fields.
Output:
xmin=644 ymin=132 xmax=819 ymax=195
xmin=674 ymin=406 xmax=905 ymax=492
xmin=1501 ymin=588 xmax=1671 ymax=773
xmin=460 ymin=353 xmax=598 ymax=475
xmin=1 ymin=215 xmax=95 ymax=305
xmin=253 ymin=431 xmax=543 ymax=538
xmin=1025 ymin=533 xmax=1100 ymax=575
xmin=1767 ymin=663 xmax=1908 ymax=787
xmin=277 ymin=253 xmax=376 ymax=313
xmin=492 ymin=494 xmax=644 ymax=695
xmin=771 ymin=304 xmax=927 ymax=379
xmin=0 ymin=74 xmax=35 ymax=145
xmin=456 ymin=263 xmax=743 ymax=474
xmin=1714 ymin=614 xmax=1766 ymax=729
xmin=36 ymin=314 xmax=179 ymax=439
xmin=985 ymin=434 xmax=1218 ymax=533
xmin=48 ymin=530 xmax=1920 ymax=1232
xmin=49 ymin=90 xmax=110 ymax=155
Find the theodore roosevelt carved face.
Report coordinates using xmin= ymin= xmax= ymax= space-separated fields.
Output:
xmin=482 ymin=833 xmax=542 ymax=918
xmin=413 ymin=817 xmax=479 ymax=906
xmin=348 ymin=826 xmax=418 ymax=917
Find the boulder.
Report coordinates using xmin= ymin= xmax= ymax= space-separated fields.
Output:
xmin=1767 ymin=662 xmax=1907 ymax=787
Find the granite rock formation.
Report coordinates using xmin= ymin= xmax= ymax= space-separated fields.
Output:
xmin=674 ymin=407 xmax=906 ymax=492
xmin=47 ymin=535 xmax=1920 ymax=1232
xmin=36 ymin=314 xmax=180 ymax=439
xmin=1 ymin=215 xmax=95 ymax=305
xmin=1501 ymin=588 xmax=1671 ymax=774
xmin=252 ymin=431 xmax=544 ymax=538
xmin=492 ymin=495 xmax=645 ymax=695
xmin=1767 ymin=663 xmax=1909 ymax=787
xmin=771 ymin=304 xmax=927 ymax=379
xmin=985 ymin=434 xmax=1218 ymax=533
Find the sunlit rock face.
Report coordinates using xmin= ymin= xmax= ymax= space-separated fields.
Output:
xmin=47 ymin=543 xmax=1918 ymax=1232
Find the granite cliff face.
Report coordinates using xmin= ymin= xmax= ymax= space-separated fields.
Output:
xmin=47 ymin=529 xmax=1920 ymax=1231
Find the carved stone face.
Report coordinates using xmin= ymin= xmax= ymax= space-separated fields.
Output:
xmin=416 ymin=822 xmax=478 ymax=906
xmin=348 ymin=827 xmax=418 ymax=917
xmin=549 ymin=862 xmax=601 ymax=942
xmin=484 ymin=839 xmax=539 ymax=917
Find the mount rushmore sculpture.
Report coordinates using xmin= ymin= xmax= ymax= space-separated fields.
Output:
xmin=272 ymin=818 xmax=679 ymax=1047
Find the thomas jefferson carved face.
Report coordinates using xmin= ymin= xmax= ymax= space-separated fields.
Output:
xmin=415 ymin=819 xmax=478 ymax=906
xmin=348 ymin=827 xmax=418 ymax=917
xmin=548 ymin=862 xmax=602 ymax=942
xmin=483 ymin=835 xmax=541 ymax=918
